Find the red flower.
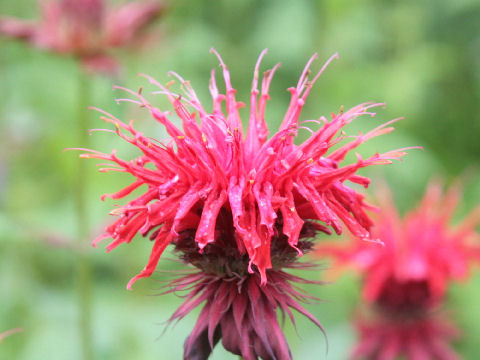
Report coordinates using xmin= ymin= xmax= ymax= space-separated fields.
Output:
xmin=319 ymin=182 xmax=480 ymax=305
xmin=81 ymin=49 xmax=409 ymax=289
xmin=77 ymin=50 xmax=411 ymax=358
xmin=317 ymin=182 xmax=480 ymax=359
xmin=0 ymin=0 xmax=163 ymax=72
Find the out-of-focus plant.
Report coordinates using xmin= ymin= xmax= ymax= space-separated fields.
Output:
xmin=317 ymin=181 xmax=480 ymax=359
xmin=0 ymin=0 xmax=164 ymax=73
xmin=1 ymin=2 xmax=165 ymax=360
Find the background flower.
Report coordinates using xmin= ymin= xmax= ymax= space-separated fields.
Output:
xmin=317 ymin=181 xmax=480 ymax=359
xmin=0 ymin=0 xmax=163 ymax=72
xmin=319 ymin=182 xmax=480 ymax=305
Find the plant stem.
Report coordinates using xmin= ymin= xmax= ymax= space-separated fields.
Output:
xmin=75 ymin=69 xmax=94 ymax=360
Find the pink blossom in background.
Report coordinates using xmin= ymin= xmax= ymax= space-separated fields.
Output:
xmin=317 ymin=182 xmax=480 ymax=359
xmin=319 ymin=182 xmax=480 ymax=305
xmin=78 ymin=49 xmax=413 ymax=359
xmin=0 ymin=0 xmax=163 ymax=73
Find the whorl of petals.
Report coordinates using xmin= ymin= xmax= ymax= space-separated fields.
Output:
xmin=77 ymin=50 xmax=412 ymax=288
xmin=317 ymin=181 xmax=480 ymax=304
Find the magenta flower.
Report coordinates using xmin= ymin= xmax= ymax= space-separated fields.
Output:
xmin=318 ymin=182 xmax=480 ymax=359
xmin=319 ymin=182 xmax=480 ymax=305
xmin=79 ymin=50 xmax=411 ymax=359
xmin=0 ymin=0 xmax=163 ymax=72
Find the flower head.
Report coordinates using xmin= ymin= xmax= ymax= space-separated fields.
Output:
xmin=78 ymin=50 xmax=412 ymax=358
xmin=0 ymin=0 xmax=163 ymax=72
xmin=317 ymin=182 xmax=480 ymax=359
xmin=80 ymin=49 xmax=410 ymax=289
xmin=319 ymin=181 xmax=480 ymax=307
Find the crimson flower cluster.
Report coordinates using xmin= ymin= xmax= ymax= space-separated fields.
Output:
xmin=318 ymin=182 xmax=480 ymax=360
xmin=80 ymin=50 xmax=410 ymax=359
xmin=0 ymin=0 xmax=162 ymax=72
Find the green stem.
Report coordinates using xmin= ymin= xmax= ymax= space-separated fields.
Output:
xmin=75 ymin=69 xmax=94 ymax=360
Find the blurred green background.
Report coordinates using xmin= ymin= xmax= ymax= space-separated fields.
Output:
xmin=1 ymin=0 xmax=480 ymax=359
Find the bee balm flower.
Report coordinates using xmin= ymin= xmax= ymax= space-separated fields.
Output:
xmin=79 ymin=50 xmax=412 ymax=359
xmin=0 ymin=0 xmax=163 ymax=72
xmin=318 ymin=182 xmax=480 ymax=359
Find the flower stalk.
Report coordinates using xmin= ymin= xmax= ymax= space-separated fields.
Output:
xmin=75 ymin=69 xmax=93 ymax=360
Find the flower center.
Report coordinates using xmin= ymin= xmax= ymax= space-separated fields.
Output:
xmin=174 ymin=208 xmax=317 ymax=278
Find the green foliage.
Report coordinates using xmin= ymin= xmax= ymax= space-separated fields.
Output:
xmin=1 ymin=0 xmax=480 ymax=358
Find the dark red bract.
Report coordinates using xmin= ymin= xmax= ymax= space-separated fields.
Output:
xmin=167 ymin=268 xmax=322 ymax=360
xmin=165 ymin=211 xmax=323 ymax=359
